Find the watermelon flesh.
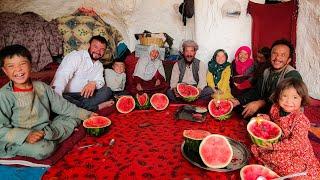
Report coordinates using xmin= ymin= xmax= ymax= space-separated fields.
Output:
xmin=150 ymin=93 xmax=169 ymax=111
xmin=116 ymin=96 xmax=135 ymax=113
xmin=249 ymin=121 xmax=280 ymax=139
xmin=83 ymin=116 xmax=111 ymax=137
xmin=240 ymin=164 xmax=279 ymax=180
xmin=208 ymin=99 xmax=233 ymax=120
xmin=183 ymin=130 xmax=211 ymax=153
xmin=177 ymin=83 xmax=199 ymax=102
xmin=199 ymin=134 xmax=233 ymax=169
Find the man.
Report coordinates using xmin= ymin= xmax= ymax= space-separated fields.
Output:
xmin=52 ymin=35 xmax=113 ymax=112
xmin=167 ymin=40 xmax=213 ymax=101
xmin=231 ymin=39 xmax=302 ymax=118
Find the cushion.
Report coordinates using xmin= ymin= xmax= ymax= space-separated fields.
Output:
xmin=56 ymin=13 xmax=123 ymax=65
xmin=0 ymin=125 xmax=85 ymax=167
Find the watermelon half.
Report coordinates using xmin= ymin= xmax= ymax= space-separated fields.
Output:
xmin=247 ymin=117 xmax=282 ymax=148
xmin=240 ymin=164 xmax=279 ymax=180
xmin=150 ymin=93 xmax=169 ymax=111
xmin=177 ymin=83 xmax=200 ymax=102
xmin=116 ymin=95 xmax=135 ymax=113
xmin=83 ymin=116 xmax=111 ymax=137
xmin=208 ymin=99 xmax=233 ymax=120
xmin=183 ymin=130 xmax=211 ymax=153
xmin=135 ymin=93 xmax=150 ymax=109
xmin=199 ymin=134 xmax=233 ymax=169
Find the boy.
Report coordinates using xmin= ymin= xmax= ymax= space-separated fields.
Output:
xmin=104 ymin=59 xmax=126 ymax=97
xmin=0 ymin=45 xmax=95 ymax=160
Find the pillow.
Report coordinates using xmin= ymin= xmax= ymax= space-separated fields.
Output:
xmin=56 ymin=15 xmax=123 ymax=65
xmin=0 ymin=125 xmax=85 ymax=167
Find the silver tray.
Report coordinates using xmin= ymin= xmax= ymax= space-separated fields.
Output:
xmin=181 ymin=137 xmax=250 ymax=172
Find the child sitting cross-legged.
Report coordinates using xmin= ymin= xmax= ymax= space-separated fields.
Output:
xmin=0 ymin=45 xmax=96 ymax=160
xmin=251 ymin=78 xmax=320 ymax=179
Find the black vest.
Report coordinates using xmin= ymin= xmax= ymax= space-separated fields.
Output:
xmin=178 ymin=58 xmax=200 ymax=84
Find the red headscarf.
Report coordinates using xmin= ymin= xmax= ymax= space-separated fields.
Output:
xmin=234 ymin=46 xmax=254 ymax=75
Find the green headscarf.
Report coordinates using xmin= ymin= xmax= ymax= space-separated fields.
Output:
xmin=208 ymin=49 xmax=230 ymax=86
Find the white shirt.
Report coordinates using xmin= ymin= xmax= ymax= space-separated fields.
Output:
xmin=170 ymin=61 xmax=207 ymax=90
xmin=52 ymin=50 xmax=105 ymax=95
xmin=104 ymin=69 xmax=126 ymax=91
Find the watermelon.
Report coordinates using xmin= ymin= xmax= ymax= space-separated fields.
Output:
xmin=247 ymin=117 xmax=282 ymax=148
xmin=176 ymin=83 xmax=200 ymax=102
xmin=116 ymin=95 xmax=135 ymax=113
xmin=150 ymin=93 xmax=169 ymax=111
xmin=183 ymin=130 xmax=211 ymax=153
xmin=240 ymin=164 xmax=279 ymax=180
xmin=208 ymin=99 xmax=233 ymax=120
xmin=199 ymin=134 xmax=233 ymax=169
xmin=83 ymin=116 xmax=111 ymax=137
xmin=135 ymin=93 xmax=150 ymax=109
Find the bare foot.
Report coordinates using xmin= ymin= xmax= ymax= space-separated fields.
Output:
xmin=98 ymin=100 xmax=115 ymax=110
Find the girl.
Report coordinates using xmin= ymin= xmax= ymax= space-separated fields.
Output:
xmin=207 ymin=49 xmax=233 ymax=100
xmin=132 ymin=45 xmax=168 ymax=95
xmin=251 ymin=78 xmax=320 ymax=179
xmin=231 ymin=46 xmax=254 ymax=96
xmin=252 ymin=47 xmax=271 ymax=86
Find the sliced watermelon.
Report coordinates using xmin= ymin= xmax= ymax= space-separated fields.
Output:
xmin=247 ymin=117 xmax=282 ymax=148
xmin=116 ymin=95 xmax=135 ymax=113
xmin=183 ymin=130 xmax=211 ymax=153
xmin=135 ymin=93 xmax=150 ymax=109
xmin=240 ymin=164 xmax=279 ymax=180
xmin=177 ymin=83 xmax=199 ymax=102
xmin=83 ymin=116 xmax=111 ymax=137
xmin=199 ymin=134 xmax=233 ymax=169
xmin=150 ymin=93 xmax=169 ymax=111
xmin=208 ymin=99 xmax=233 ymax=120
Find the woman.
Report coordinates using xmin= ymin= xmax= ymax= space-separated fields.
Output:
xmin=132 ymin=45 xmax=168 ymax=95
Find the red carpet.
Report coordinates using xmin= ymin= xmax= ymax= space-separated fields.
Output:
xmin=42 ymin=104 xmax=320 ymax=179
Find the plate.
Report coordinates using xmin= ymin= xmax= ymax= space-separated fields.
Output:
xmin=181 ymin=137 xmax=250 ymax=172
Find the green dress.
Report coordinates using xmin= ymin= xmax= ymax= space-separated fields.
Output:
xmin=0 ymin=81 xmax=92 ymax=160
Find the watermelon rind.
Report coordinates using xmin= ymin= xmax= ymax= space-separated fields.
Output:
xmin=116 ymin=95 xmax=136 ymax=113
xmin=240 ymin=164 xmax=279 ymax=180
xmin=247 ymin=118 xmax=282 ymax=148
xmin=208 ymin=99 xmax=233 ymax=120
xmin=83 ymin=116 xmax=111 ymax=137
xmin=135 ymin=93 xmax=150 ymax=110
xmin=150 ymin=93 xmax=169 ymax=111
xmin=199 ymin=134 xmax=233 ymax=169
xmin=177 ymin=83 xmax=200 ymax=102
xmin=183 ymin=130 xmax=211 ymax=153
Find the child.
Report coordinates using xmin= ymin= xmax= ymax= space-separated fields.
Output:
xmin=252 ymin=47 xmax=271 ymax=86
xmin=231 ymin=46 xmax=254 ymax=96
xmin=132 ymin=45 xmax=168 ymax=95
xmin=251 ymin=78 xmax=320 ymax=179
xmin=207 ymin=49 xmax=233 ymax=100
xmin=104 ymin=59 xmax=126 ymax=97
xmin=0 ymin=45 xmax=95 ymax=160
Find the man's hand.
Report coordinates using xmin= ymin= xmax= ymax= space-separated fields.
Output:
xmin=81 ymin=81 xmax=96 ymax=98
xmin=173 ymin=88 xmax=181 ymax=97
xmin=90 ymin=112 xmax=98 ymax=117
xmin=26 ymin=130 xmax=45 ymax=144
xmin=155 ymin=79 xmax=161 ymax=86
xmin=242 ymin=100 xmax=266 ymax=118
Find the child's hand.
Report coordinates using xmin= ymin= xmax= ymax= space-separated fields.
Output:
xmin=90 ymin=112 xmax=98 ymax=117
xmin=155 ymin=79 xmax=161 ymax=86
xmin=262 ymin=142 xmax=273 ymax=150
xmin=257 ymin=114 xmax=271 ymax=121
xmin=136 ymin=83 xmax=143 ymax=91
xmin=26 ymin=130 xmax=45 ymax=144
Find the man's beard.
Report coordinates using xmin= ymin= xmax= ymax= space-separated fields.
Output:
xmin=184 ymin=56 xmax=194 ymax=65
xmin=89 ymin=51 xmax=102 ymax=61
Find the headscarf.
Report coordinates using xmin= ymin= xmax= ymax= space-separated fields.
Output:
xmin=133 ymin=45 xmax=166 ymax=81
xmin=208 ymin=49 xmax=230 ymax=85
xmin=234 ymin=46 xmax=254 ymax=75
